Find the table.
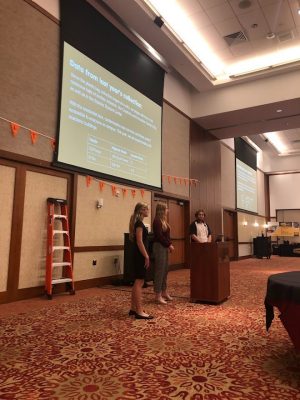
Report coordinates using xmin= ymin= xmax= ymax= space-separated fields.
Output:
xmin=265 ymin=271 xmax=300 ymax=351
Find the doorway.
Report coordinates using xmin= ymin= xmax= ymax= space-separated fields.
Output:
xmin=223 ymin=209 xmax=238 ymax=260
xmin=152 ymin=195 xmax=189 ymax=269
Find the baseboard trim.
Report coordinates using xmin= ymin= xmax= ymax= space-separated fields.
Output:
xmin=0 ymin=276 xmax=122 ymax=304
xmin=238 ymin=255 xmax=253 ymax=260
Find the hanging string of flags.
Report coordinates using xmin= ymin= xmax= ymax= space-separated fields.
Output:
xmin=85 ymin=175 xmax=146 ymax=198
xmin=1 ymin=116 xmax=199 ymax=192
xmin=0 ymin=116 xmax=55 ymax=149
xmin=162 ymin=174 xmax=199 ymax=186
xmin=85 ymin=174 xmax=199 ymax=199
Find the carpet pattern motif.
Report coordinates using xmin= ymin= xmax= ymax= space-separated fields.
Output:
xmin=0 ymin=257 xmax=300 ymax=399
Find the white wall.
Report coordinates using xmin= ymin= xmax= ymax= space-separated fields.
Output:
xmin=191 ymin=70 xmax=300 ymax=118
xmin=263 ymin=152 xmax=300 ymax=174
xmin=269 ymin=173 xmax=300 ymax=217
xmin=163 ymin=71 xmax=192 ymax=117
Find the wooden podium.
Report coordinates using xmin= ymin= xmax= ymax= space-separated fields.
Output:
xmin=190 ymin=242 xmax=230 ymax=303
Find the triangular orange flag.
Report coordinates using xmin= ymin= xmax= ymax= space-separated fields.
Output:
xmin=86 ymin=176 xmax=92 ymax=187
xmin=111 ymin=185 xmax=116 ymax=196
xmin=122 ymin=188 xmax=127 ymax=197
xmin=167 ymin=176 xmax=171 ymax=184
xmin=10 ymin=122 xmax=20 ymax=137
xmin=131 ymin=189 xmax=136 ymax=198
xmin=30 ymin=130 xmax=38 ymax=144
xmin=51 ymin=139 xmax=56 ymax=150
xmin=99 ymin=181 xmax=105 ymax=191
xmin=140 ymin=189 xmax=145 ymax=198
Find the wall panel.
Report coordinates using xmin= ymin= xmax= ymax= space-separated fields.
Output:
xmin=19 ymin=171 xmax=67 ymax=289
xmin=190 ymin=121 xmax=222 ymax=236
xmin=0 ymin=0 xmax=59 ymax=161
xmin=162 ymin=103 xmax=190 ymax=198
xmin=75 ymin=175 xmax=151 ymax=247
xmin=0 ymin=165 xmax=15 ymax=292
xmin=221 ymin=144 xmax=235 ymax=210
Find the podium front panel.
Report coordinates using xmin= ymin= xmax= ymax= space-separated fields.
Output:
xmin=190 ymin=242 xmax=230 ymax=303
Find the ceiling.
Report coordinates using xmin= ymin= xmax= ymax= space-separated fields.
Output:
xmin=100 ymin=0 xmax=300 ymax=166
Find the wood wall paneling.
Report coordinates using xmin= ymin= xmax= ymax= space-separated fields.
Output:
xmin=0 ymin=164 xmax=16 ymax=294
xmin=190 ymin=121 xmax=222 ymax=237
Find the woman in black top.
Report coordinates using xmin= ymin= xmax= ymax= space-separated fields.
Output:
xmin=129 ymin=202 xmax=154 ymax=320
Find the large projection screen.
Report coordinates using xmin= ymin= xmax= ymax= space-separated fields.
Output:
xmin=57 ymin=42 xmax=162 ymax=189
xmin=236 ymin=158 xmax=258 ymax=213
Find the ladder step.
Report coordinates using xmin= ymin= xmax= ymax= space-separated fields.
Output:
xmin=53 ymin=246 xmax=70 ymax=251
xmin=54 ymin=214 xmax=67 ymax=219
xmin=52 ymin=278 xmax=72 ymax=285
xmin=53 ymin=230 xmax=69 ymax=235
xmin=52 ymin=262 xmax=72 ymax=267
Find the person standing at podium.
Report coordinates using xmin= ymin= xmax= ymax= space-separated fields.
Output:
xmin=152 ymin=202 xmax=174 ymax=304
xmin=128 ymin=202 xmax=154 ymax=320
xmin=189 ymin=209 xmax=212 ymax=243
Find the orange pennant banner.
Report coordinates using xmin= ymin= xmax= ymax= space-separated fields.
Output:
xmin=131 ymin=189 xmax=136 ymax=198
xmin=51 ymin=139 xmax=56 ymax=150
xmin=111 ymin=185 xmax=116 ymax=196
xmin=167 ymin=176 xmax=171 ymax=184
xmin=10 ymin=122 xmax=20 ymax=137
xmin=122 ymin=188 xmax=127 ymax=197
xmin=140 ymin=189 xmax=145 ymax=198
xmin=86 ymin=176 xmax=92 ymax=187
xmin=99 ymin=181 xmax=105 ymax=191
xmin=30 ymin=130 xmax=38 ymax=144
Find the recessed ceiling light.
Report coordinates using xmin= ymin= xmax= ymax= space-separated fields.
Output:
xmin=239 ymin=0 xmax=252 ymax=9
xmin=266 ymin=32 xmax=276 ymax=39
xmin=276 ymin=109 xmax=283 ymax=113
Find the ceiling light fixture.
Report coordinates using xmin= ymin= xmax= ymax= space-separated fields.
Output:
xmin=266 ymin=32 xmax=276 ymax=40
xmin=239 ymin=0 xmax=252 ymax=9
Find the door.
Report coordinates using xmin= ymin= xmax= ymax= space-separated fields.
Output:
xmin=223 ymin=209 xmax=238 ymax=260
xmin=153 ymin=196 xmax=188 ymax=268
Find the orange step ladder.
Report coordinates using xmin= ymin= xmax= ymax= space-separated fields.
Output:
xmin=45 ymin=198 xmax=75 ymax=299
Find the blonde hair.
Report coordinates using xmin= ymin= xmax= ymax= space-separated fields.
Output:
xmin=129 ymin=202 xmax=148 ymax=241
xmin=155 ymin=202 xmax=169 ymax=231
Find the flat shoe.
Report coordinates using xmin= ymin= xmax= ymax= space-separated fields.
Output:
xmin=128 ymin=309 xmax=137 ymax=316
xmin=135 ymin=314 xmax=154 ymax=320
xmin=156 ymin=299 xmax=167 ymax=305
xmin=164 ymin=295 xmax=173 ymax=301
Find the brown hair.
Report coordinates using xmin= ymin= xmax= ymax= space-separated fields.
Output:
xmin=155 ymin=202 xmax=169 ymax=231
xmin=129 ymin=202 xmax=148 ymax=241
xmin=195 ymin=209 xmax=205 ymax=218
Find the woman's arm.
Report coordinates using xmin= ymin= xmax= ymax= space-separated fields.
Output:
xmin=153 ymin=218 xmax=172 ymax=247
xmin=136 ymin=227 xmax=149 ymax=268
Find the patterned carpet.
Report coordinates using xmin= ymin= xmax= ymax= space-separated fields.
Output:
xmin=0 ymin=257 xmax=300 ymax=399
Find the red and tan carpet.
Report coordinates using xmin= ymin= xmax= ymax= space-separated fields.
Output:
xmin=0 ymin=257 xmax=300 ymax=399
